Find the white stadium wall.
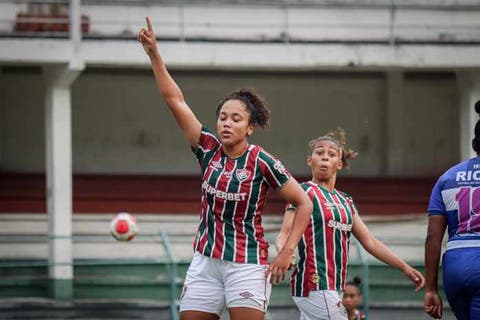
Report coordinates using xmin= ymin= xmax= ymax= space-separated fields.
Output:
xmin=403 ymin=73 xmax=459 ymax=176
xmin=1 ymin=68 xmax=46 ymax=172
xmin=0 ymin=67 xmax=459 ymax=177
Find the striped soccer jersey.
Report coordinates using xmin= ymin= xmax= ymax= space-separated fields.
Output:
xmin=354 ymin=310 xmax=367 ymax=320
xmin=428 ymin=156 xmax=480 ymax=251
xmin=288 ymin=181 xmax=357 ymax=297
xmin=192 ymin=127 xmax=291 ymax=265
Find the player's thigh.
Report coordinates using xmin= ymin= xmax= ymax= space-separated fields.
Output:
xmin=229 ymin=306 xmax=265 ymax=320
xmin=300 ymin=311 xmax=312 ymax=320
xmin=180 ymin=310 xmax=220 ymax=320
xmin=293 ymin=290 xmax=347 ymax=320
xmin=465 ymin=249 xmax=480 ymax=320
xmin=180 ymin=253 xmax=225 ymax=315
xmin=470 ymin=293 xmax=480 ymax=320
xmin=224 ymin=262 xmax=271 ymax=313
xmin=443 ymin=249 xmax=472 ymax=320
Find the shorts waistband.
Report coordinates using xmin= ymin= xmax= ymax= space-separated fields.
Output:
xmin=446 ymin=239 xmax=480 ymax=251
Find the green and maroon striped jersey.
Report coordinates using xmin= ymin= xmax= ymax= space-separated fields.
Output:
xmin=192 ymin=127 xmax=291 ymax=265
xmin=288 ymin=181 xmax=358 ymax=296
xmin=354 ymin=310 xmax=367 ymax=320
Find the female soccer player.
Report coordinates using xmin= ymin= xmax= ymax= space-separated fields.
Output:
xmin=342 ymin=277 xmax=366 ymax=320
xmin=138 ymin=17 xmax=313 ymax=320
xmin=425 ymin=101 xmax=480 ymax=320
xmin=276 ymin=129 xmax=425 ymax=320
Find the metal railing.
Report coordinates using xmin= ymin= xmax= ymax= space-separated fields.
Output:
xmin=351 ymin=239 xmax=370 ymax=319
xmin=160 ymin=231 xmax=180 ymax=320
xmin=0 ymin=231 xmax=182 ymax=320
xmin=2 ymin=0 xmax=480 ymax=44
xmin=0 ymin=230 xmax=433 ymax=319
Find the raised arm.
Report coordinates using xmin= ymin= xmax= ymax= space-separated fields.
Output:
xmin=138 ymin=17 xmax=201 ymax=147
xmin=268 ymin=178 xmax=312 ymax=284
xmin=424 ymin=215 xmax=447 ymax=319
xmin=351 ymin=214 xmax=425 ymax=291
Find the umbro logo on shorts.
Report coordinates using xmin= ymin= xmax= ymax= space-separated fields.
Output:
xmin=239 ymin=291 xmax=254 ymax=299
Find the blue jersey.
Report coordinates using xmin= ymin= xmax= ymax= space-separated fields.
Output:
xmin=428 ymin=156 xmax=480 ymax=251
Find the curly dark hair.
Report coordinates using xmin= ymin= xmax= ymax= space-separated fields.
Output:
xmin=473 ymin=100 xmax=480 ymax=154
xmin=308 ymin=128 xmax=358 ymax=168
xmin=216 ymin=88 xmax=270 ymax=129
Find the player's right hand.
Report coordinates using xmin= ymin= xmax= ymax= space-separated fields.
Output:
xmin=138 ymin=16 xmax=158 ymax=57
xmin=424 ymin=291 xmax=443 ymax=319
xmin=267 ymin=250 xmax=292 ymax=284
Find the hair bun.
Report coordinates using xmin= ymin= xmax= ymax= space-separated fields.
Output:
xmin=475 ymin=100 xmax=480 ymax=114
xmin=353 ymin=276 xmax=362 ymax=286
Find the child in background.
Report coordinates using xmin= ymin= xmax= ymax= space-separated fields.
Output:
xmin=343 ymin=277 xmax=366 ymax=320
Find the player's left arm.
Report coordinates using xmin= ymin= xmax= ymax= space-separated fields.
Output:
xmin=267 ymin=178 xmax=312 ymax=284
xmin=352 ymin=214 xmax=425 ymax=291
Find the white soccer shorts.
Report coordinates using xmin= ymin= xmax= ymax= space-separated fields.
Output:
xmin=179 ymin=252 xmax=272 ymax=315
xmin=293 ymin=290 xmax=347 ymax=320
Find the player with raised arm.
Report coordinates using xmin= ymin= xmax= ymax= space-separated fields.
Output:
xmin=138 ymin=17 xmax=313 ymax=320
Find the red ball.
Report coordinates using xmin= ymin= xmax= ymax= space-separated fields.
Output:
xmin=110 ymin=212 xmax=139 ymax=241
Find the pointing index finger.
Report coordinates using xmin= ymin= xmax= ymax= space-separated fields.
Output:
xmin=146 ymin=16 xmax=153 ymax=32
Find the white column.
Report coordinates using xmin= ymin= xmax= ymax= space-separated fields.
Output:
xmin=43 ymin=63 xmax=83 ymax=300
xmin=70 ymin=0 xmax=82 ymax=51
xmin=456 ymin=71 xmax=480 ymax=161
xmin=43 ymin=0 xmax=84 ymax=300
xmin=0 ymin=67 xmax=3 ymax=167
xmin=383 ymin=70 xmax=405 ymax=175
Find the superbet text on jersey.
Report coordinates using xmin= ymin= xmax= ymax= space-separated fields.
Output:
xmin=287 ymin=181 xmax=357 ymax=297
xmin=192 ymin=127 xmax=291 ymax=265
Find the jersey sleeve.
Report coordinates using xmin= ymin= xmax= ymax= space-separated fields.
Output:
xmin=191 ymin=126 xmax=221 ymax=169
xmin=428 ymin=176 xmax=447 ymax=216
xmin=285 ymin=182 xmax=309 ymax=211
xmin=258 ymin=149 xmax=291 ymax=190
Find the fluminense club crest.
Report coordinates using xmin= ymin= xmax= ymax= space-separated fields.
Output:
xmin=235 ymin=169 xmax=251 ymax=182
